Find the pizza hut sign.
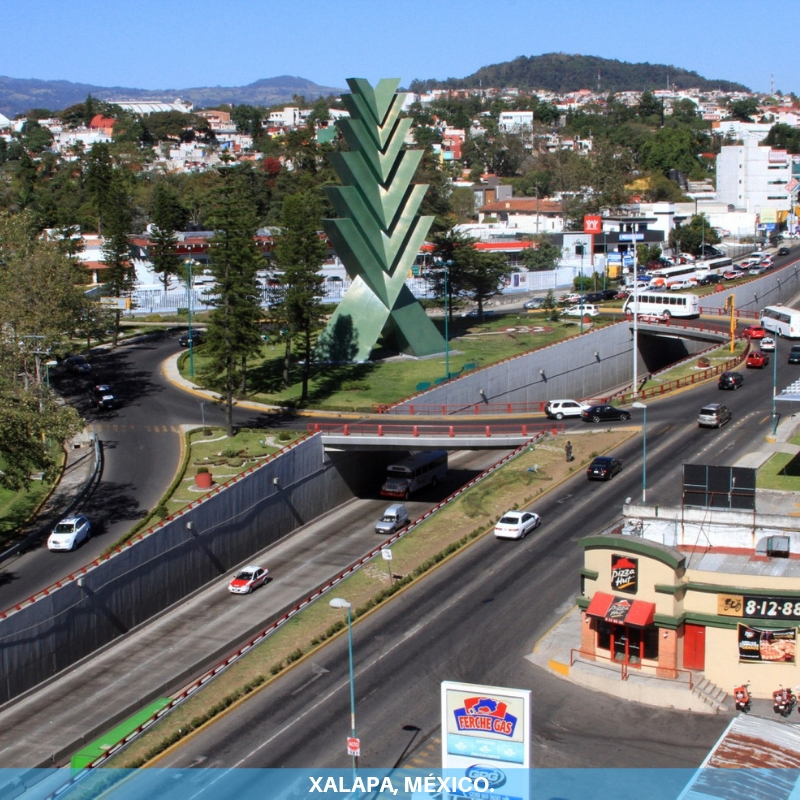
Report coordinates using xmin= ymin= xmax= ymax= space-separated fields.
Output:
xmin=611 ymin=554 xmax=638 ymax=594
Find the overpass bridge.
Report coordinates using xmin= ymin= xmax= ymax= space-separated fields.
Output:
xmin=308 ymin=421 xmax=563 ymax=450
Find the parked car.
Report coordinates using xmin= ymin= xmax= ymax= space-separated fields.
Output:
xmin=47 ymin=515 xmax=91 ymax=551
xmin=761 ymin=337 xmax=776 ymax=352
xmin=789 ymin=345 xmax=800 ymax=364
xmin=559 ymin=293 xmax=581 ymax=305
xmin=563 ymin=304 xmax=599 ymax=318
xmin=746 ymin=351 xmax=769 ymax=368
xmin=586 ymin=456 xmax=623 ymax=481
xmin=696 ymin=274 xmax=719 ymax=286
xmin=494 ymin=510 xmax=541 ymax=540
xmin=723 ymin=269 xmax=746 ymax=281
xmin=580 ymin=291 xmax=605 ymax=304
xmin=599 ymin=288 xmax=620 ymax=301
xmin=374 ymin=503 xmax=410 ymax=535
xmin=718 ymin=371 xmax=744 ymax=390
xmin=88 ymin=384 xmax=119 ymax=410
xmin=581 ymin=404 xmax=632 ymax=423
xmin=778 ymin=247 xmax=791 ymax=257
xmin=544 ymin=399 xmax=589 ymax=420
xmin=523 ymin=297 xmax=545 ymax=310
xmin=742 ymin=326 xmax=766 ymax=339
xmin=228 ymin=565 xmax=269 ymax=594
xmin=697 ymin=403 xmax=732 ymax=428
xmin=63 ymin=355 xmax=92 ymax=374
xmin=178 ymin=330 xmax=204 ymax=347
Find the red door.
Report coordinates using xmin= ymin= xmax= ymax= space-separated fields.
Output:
xmin=684 ymin=624 xmax=706 ymax=670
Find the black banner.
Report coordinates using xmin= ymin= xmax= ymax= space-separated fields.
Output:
xmin=738 ymin=624 xmax=796 ymax=663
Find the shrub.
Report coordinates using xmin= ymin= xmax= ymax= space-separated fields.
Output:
xmin=196 ymin=466 xmax=209 ymax=474
xmin=277 ymin=431 xmax=293 ymax=442
xmin=341 ymin=380 xmax=371 ymax=391
xmin=154 ymin=505 xmax=169 ymax=520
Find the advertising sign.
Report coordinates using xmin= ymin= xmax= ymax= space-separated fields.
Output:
xmin=738 ymin=624 xmax=796 ymax=663
xmin=769 ymin=149 xmax=788 ymax=164
xmin=760 ymin=207 xmax=778 ymax=224
xmin=583 ymin=215 xmax=602 ymax=234
xmin=610 ymin=555 xmax=637 ymax=594
xmin=441 ymin=682 xmax=530 ymax=800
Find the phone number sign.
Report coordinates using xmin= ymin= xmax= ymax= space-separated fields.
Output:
xmin=719 ymin=593 xmax=800 ymax=621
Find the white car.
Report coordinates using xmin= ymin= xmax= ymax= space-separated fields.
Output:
xmin=494 ymin=510 xmax=541 ymax=540
xmin=228 ymin=565 xmax=269 ymax=594
xmin=761 ymin=337 xmax=776 ymax=352
xmin=563 ymin=304 xmax=599 ymax=317
xmin=544 ymin=399 xmax=589 ymax=420
xmin=47 ymin=515 xmax=92 ymax=551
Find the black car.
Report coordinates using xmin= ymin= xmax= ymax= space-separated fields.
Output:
xmin=587 ymin=456 xmax=623 ymax=481
xmin=178 ymin=330 xmax=204 ymax=347
xmin=599 ymin=288 xmax=620 ymax=301
xmin=718 ymin=371 xmax=744 ymax=390
xmin=89 ymin=384 xmax=118 ymax=410
xmin=581 ymin=291 xmax=605 ymax=304
xmin=581 ymin=404 xmax=632 ymax=423
xmin=789 ymin=346 xmax=800 ymax=365
xmin=778 ymin=247 xmax=790 ymax=257
xmin=64 ymin=355 xmax=92 ymax=374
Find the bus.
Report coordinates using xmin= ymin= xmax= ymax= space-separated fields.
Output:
xmin=695 ymin=257 xmax=733 ymax=281
xmin=761 ymin=306 xmax=800 ymax=338
xmin=623 ymin=291 xmax=700 ymax=319
xmin=380 ymin=450 xmax=448 ymax=498
xmin=647 ymin=263 xmax=698 ymax=288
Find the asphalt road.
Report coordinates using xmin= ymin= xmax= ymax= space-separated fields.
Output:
xmin=151 ymin=349 xmax=788 ymax=772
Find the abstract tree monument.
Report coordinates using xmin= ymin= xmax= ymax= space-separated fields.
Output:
xmin=317 ymin=78 xmax=446 ymax=363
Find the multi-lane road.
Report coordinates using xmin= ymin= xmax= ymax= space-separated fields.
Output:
xmin=130 ymin=334 xmax=790 ymax=771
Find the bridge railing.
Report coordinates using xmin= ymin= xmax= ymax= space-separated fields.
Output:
xmin=371 ymin=400 xmax=549 ymax=416
xmin=307 ymin=421 xmax=563 ymax=438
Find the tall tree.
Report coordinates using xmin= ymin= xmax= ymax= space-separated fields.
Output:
xmin=101 ymin=170 xmax=135 ymax=345
xmin=203 ymin=170 xmax=264 ymax=435
xmin=149 ymin=182 xmax=186 ymax=290
xmin=272 ymin=191 xmax=327 ymax=401
xmin=84 ymin=142 xmax=114 ymax=234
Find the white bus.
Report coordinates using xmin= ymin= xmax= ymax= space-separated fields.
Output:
xmin=761 ymin=305 xmax=800 ymax=338
xmin=380 ymin=450 xmax=448 ymax=498
xmin=695 ymin=257 xmax=733 ymax=281
xmin=623 ymin=291 xmax=700 ymax=319
xmin=647 ymin=263 xmax=698 ymax=288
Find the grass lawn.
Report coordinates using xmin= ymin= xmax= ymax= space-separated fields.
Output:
xmin=757 ymin=451 xmax=800 ymax=491
xmin=178 ymin=310 xmax=623 ymax=411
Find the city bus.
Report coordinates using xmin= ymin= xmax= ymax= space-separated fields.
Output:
xmin=380 ymin=450 xmax=448 ymax=498
xmin=761 ymin=305 xmax=800 ymax=338
xmin=623 ymin=291 xmax=700 ymax=319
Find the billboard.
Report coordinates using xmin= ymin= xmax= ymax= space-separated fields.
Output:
xmin=583 ymin=215 xmax=602 ymax=234
xmin=441 ymin=682 xmax=531 ymax=800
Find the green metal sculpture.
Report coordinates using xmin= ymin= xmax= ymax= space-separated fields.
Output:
xmin=318 ymin=78 xmax=446 ymax=362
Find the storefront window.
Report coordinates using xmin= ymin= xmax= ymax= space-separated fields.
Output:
xmin=643 ymin=627 xmax=659 ymax=660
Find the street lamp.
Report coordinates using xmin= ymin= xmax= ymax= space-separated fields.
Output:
xmin=632 ymin=402 xmax=647 ymax=503
xmin=199 ymin=401 xmax=206 ymax=433
xmin=772 ymin=343 xmax=779 ymax=435
xmin=576 ymin=240 xmax=586 ymax=333
xmin=329 ymin=597 xmax=357 ymax=777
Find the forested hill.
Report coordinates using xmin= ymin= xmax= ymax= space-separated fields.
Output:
xmin=409 ymin=53 xmax=750 ymax=94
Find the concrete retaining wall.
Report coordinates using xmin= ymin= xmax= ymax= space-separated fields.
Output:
xmin=0 ymin=436 xmax=393 ymax=705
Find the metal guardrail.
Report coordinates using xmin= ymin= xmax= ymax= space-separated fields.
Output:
xmin=307 ymin=421 xmax=561 ymax=437
xmin=570 ymin=647 xmax=694 ymax=689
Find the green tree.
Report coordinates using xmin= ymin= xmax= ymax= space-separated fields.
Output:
xmin=272 ymin=191 xmax=327 ymax=399
xmin=727 ymin=98 xmax=759 ymax=122
xmin=542 ymin=288 xmax=560 ymax=322
xmin=522 ymin=234 xmax=561 ymax=271
xmin=19 ymin=120 xmax=53 ymax=154
xmin=764 ymin=123 xmax=800 ymax=154
xmin=203 ymin=170 xmax=265 ymax=434
xmin=637 ymin=91 xmax=663 ymax=123
xmin=463 ymin=250 xmax=509 ymax=317
xmin=101 ymin=171 xmax=135 ymax=345
xmin=669 ymin=214 xmax=720 ymax=256
xmin=84 ymin=143 xmax=115 ymax=234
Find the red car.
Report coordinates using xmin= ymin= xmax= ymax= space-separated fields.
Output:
xmin=742 ymin=326 xmax=766 ymax=339
xmin=746 ymin=351 xmax=770 ymax=369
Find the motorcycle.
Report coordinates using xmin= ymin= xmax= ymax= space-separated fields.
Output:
xmin=772 ymin=686 xmax=797 ymax=718
xmin=733 ymin=683 xmax=751 ymax=713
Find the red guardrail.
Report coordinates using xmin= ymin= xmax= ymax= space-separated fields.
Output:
xmin=307 ymin=422 xmax=562 ymax=437
xmin=372 ymin=400 xmax=549 ymax=416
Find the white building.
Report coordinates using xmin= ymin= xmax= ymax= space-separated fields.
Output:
xmin=498 ymin=110 xmax=533 ymax=133
xmin=716 ymin=139 xmax=792 ymax=217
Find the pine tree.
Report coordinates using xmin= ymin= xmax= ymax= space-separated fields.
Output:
xmin=272 ymin=191 xmax=327 ymax=401
xmin=203 ymin=170 xmax=264 ymax=435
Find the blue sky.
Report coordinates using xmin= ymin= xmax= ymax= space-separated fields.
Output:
xmin=3 ymin=0 xmax=797 ymax=95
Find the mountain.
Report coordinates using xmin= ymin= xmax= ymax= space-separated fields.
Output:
xmin=0 ymin=74 xmax=347 ymax=117
xmin=409 ymin=53 xmax=751 ymax=95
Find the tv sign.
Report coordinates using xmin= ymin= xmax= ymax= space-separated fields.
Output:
xmin=583 ymin=215 xmax=602 ymax=234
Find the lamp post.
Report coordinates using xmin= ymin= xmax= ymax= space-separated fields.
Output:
xmin=576 ymin=240 xmax=586 ymax=334
xmin=632 ymin=402 xmax=647 ymax=503
xmin=184 ymin=259 xmax=196 ymax=378
xmin=444 ymin=260 xmax=452 ymax=379
xmin=772 ymin=342 xmax=779 ymax=435
xmin=632 ymin=244 xmax=640 ymax=396
xmin=199 ymin=401 xmax=206 ymax=433
xmin=329 ymin=597 xmax=357 ymax=777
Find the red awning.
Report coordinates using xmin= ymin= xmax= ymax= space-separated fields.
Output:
xmin=586 ymin=591 xmax=655 ymax=627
